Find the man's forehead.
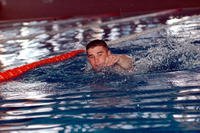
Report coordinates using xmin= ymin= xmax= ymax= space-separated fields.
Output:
xmin=87 ymin=46 xmax=107 ymax=53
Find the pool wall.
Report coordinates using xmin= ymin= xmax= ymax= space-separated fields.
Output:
xmin=0 ymin=0 xmax=200 ymax=22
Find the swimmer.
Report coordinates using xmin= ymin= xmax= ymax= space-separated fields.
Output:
xmin=85 ymin=39 xmax=134 ymax=74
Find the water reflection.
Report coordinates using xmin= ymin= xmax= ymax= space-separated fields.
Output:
xmin=0 ymin=81 xmax=58 ymax=131
xmin=169 ymin=71 xmax=200 ymax=130
xmin=1 ymin=10 xmax=190 ymax=71
xmin=0 ymin=69 xmax=200 ymax=132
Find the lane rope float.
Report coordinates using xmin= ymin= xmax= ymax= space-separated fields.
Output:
xmin=0 ymin=49 xmax=85 ymax=83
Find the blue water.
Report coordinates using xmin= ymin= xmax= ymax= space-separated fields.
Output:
xmin=0 ymin=9 xmax=200 ymax=132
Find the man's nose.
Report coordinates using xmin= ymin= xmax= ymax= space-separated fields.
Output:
xmin=94 ymin=57 xmax=100 ymax=66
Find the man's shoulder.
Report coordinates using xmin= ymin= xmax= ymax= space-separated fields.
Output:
xmin=114 ymin=54 xmax=134 ymax=72
xmin=117 ymin=54 xmax=134 ymax=64
xmin=118 ymin=54 xmax=132 ymax=60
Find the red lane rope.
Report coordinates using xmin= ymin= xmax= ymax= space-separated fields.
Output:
xmin=0 ymin=49 xmax=85 ymax=83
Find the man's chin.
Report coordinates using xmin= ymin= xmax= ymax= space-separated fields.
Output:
xmin=94 ymin=66 xmax=112 ymax=72
xmin=94 ymin=67 xmax=103 ymax=72
xmin=93 ymin=65 xmax=106 ymax=71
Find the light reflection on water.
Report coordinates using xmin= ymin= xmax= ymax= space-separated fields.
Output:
xmin=0 ymin=9 xmax=200 ymax=132
xmin=0 ymin=10 xmax=177 ymax=70
xmin=0 ymin=69 xmax=199 ymax=132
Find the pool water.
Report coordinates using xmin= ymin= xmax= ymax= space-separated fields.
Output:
xmin=0 ymin=9 xmax=200 ymax=132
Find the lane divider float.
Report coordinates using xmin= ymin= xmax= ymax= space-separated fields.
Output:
xmin=0 ymin=49 xmax=85 ymax=83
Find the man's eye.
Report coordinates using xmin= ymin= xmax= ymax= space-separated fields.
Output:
xmin=98 ymin=53 xmax=102 ymax=56
xmin=88 ymin=55 xmax=93 ymax=58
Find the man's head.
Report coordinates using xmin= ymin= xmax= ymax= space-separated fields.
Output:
xmin=86 ymin=40 xmax=109 ymax=51
xmin=86 ymin=40 xmax=111 ymax=71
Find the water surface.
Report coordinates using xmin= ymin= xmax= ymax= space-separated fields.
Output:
xmin=0 ymin=9 xmax=200 ymax=132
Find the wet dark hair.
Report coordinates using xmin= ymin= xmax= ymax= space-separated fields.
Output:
xmin=86 ymin=39 xmax=109 ymax=51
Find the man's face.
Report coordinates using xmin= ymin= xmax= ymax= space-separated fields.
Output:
xmin=87 ymin=46 xmax=110 ymax=71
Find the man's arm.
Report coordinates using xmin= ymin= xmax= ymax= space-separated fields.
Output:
xmin=117 ymin=55 xmax=134 ymax=71
xmin=105 ymin=54 xmax=134 ymax=72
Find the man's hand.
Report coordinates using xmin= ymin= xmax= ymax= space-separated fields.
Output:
xmin=106 ymin=54 xmax=134 ymax=71
xmin=105 ymin=54 xmax=120 ymax=67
